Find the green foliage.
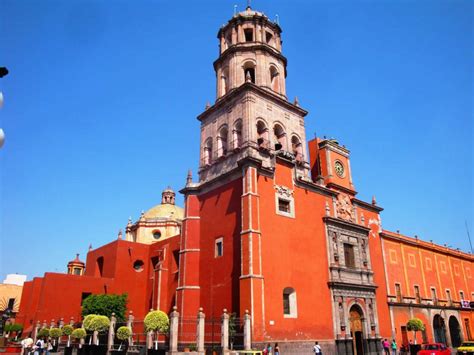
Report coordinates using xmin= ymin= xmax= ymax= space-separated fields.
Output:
xmin=188 ymin=344 xmax=197 ymax=351
xmin=406 ymin=318 xmax=425 ymax=331
xmin=49 ymin=328 xmax=63 ymax=338
xmin=88 ymin=315 xmax=110 ymax=333
xmin=71 ymin=328 xmax=86 ymax=339
xmin=10 ymin=324 xmax=23 ymax=332
xmin=62 ymin=325 xmax=74 ymax=336
xmin=144 ymin=310 xmax=169 ymax=333
xmin=116 ymin=326 xmax=131 ymax=341
xmin=37 ymin=328 xmax=50 ymax=338
xmin=83 ymin=315 xmax=96 ymax=331
xmin=81 ymin=294 xmax=127 ymax=322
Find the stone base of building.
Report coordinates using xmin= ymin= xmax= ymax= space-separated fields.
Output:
xmin=252 ymin=338 xmax=382 ymax=354
xmin=335 ymin=337 xmax=382 ymax=355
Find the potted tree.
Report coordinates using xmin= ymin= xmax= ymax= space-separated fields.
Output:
xmin=114 ymin=326 xmax=131 ymax=354
xmin=62 ymin=325 xmax=74 ymax=355
xmin=406 ymin=318 xmax=425 ymax=355
xmin=88 ymin=315 xmax=109 ymax=355
xmin=143 ymin=310 xmax=169 ymax=355
xmin=71 ymin=328 xmax=86 ymax=355
xmin=49 ymin=328 xmax=63 ymax=352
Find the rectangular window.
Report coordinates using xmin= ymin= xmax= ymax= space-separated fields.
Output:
xmin=278 ymin=198 xmax=291 ymax=213
xmin=215 ymin=238 xmax=223 ymax=258
xmin=395 ymin=284 xmax=402 ymax=302
xmin=344 ymin=243 xmax=355 ymax=268
xmin=244 ymin=29 xmax=253 ymax=42
xmin=414 ymin=286 xmax=421 ymax=303
xmin=73 ymin=268 xmax=81 ymax=275
xmin=266 ymin=31 xmax=273 ymax=44
xmin=446 ymin=290 xmax=452 ymax=305
xmin=465 ymin=319 xmax=473 ymax=340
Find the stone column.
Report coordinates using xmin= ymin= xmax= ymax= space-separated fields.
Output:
xmin=169 ymin=307 xmax=179 ymax=353
xmin=33 ymin=321 xmax=41 ymax=342
xmin=107 ymin=313 xmax=116 ymax=351
xmin=221 ymin=309 xmax=229 ymax=352
xmin=196 ymin=308 xmax=205 ymax=354
xmin=127 ymin=311 xmax=134 ymax=346
xmin=243 ymin=310 xmax=251 ymax=351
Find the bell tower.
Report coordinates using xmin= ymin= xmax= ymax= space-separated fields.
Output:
xmin=198 ymin=5 xmax=310 ymax=183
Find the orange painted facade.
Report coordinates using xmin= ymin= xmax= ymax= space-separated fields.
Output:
xmin=15 ymin=5 xmax=473 ymax=355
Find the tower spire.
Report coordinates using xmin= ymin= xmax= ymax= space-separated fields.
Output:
xmin=246 ymin=0 xmax=251 ymax=10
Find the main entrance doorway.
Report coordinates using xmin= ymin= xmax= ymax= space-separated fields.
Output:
xmin=433 ymin=314 xmax=447 ymax=345
xmin=449 ymin=316 xmax=462 ymax=348
xmin=350 ymin=305 xmax=365 ymax=355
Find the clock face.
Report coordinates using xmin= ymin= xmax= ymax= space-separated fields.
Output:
xmin=335 ymin=161 xmax=345 ymax=177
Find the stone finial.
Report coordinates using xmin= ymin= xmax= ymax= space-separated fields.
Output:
xmin=139 ymin=211 xmax=145 ymax=221
xmin=325 ymin=201 xmax=330 ymax=216
xmin=245 ymin=71 xmax=251 ymax=83
xmin=371 ymin=195 xmax=377 ymax=205
xmin=205 ymin=101 xmax=211 ymax=110
xmin=186 ymin=170 xmax=193 ymax=186
xmin=223 ymin=308 xmax=227 ymax=314
xmin=118 ymin=229 xmax=123 ymax=240
xmin=294 ymin=96 xmax=299 ymax=106
xmin=88 ymin=244 xmax=92 ymax=251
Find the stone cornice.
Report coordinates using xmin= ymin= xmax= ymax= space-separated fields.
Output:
xmin=214 ymin=43 xmax=287 ymax=71
xmin=294 ymin=176 xmax=338 ymax=197
xmin=328 ymin=281 xmax=378 ymax=292
xmin=326 ymin=183 xmax=358 ymax=196
xmin=197 ymin=82 xmax=308 ymax=122
xmin=324 ymin=216 xmax=371 ymax=234
xmin=352 ymin=198 xmax=384 ymax=213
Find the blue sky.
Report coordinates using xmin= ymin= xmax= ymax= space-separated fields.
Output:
xmin=1 ymin=0 xmax=472 ymax=281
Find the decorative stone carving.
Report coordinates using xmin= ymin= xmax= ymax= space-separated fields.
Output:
xmin=274 ymin=185 xmax=293 ymax=198
xmin=336 ymin=194 xmax=355 ymax=222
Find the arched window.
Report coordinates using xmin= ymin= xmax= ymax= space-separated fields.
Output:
xmin=220 ymin=67 xmax=229 ymax=97
xmin=243 ymin=62 xmax=256 ymax=84
xmin=283 ymin=287 xmax=297 ymax=317
xmin=232 ymin=120 xmax=243 ymax=150
xmin=203 ymin=138 xmax=213 ymax=166
xmin=291 ymin=135 xmax=303 ymax=161
xmin=256 ymin=120 xmax=269 ymax=149
xmin=217 ymin=126 xmax=228 ymax=157
xmin=96 ymin=257 xmax=104 ymax=277
xmin=273 ymin=124 xmax=286 ymax=150
xmin=269 ymin=66 xmax=280 ymax=93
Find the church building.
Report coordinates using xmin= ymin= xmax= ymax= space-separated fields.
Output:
xmin=16 ymin=5 xmax=473 ymax=354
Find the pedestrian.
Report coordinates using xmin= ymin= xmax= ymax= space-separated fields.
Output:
xmin=45 ymin=340 xmax=53 ymax=355
xmin=263 ymin=345 xmax=268 ymax=355
xmin=274 ymin=343 xmax=280 ymax=355
xmin=313 ymin=341 xmax=322 ymax=354
xmin=382 ymin=338 xmax=390 ymax=354
xmin=267 ymin=343 xmax=273 ymax=355
xmin=391 ymin=339 xmax=397 ymax=355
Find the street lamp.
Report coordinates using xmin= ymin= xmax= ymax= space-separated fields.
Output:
xmin=0 ymin=66 xmax=8 ymax=149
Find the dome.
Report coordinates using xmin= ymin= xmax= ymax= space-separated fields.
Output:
xmin=68 ymin=253 xmax=85 ymax=267
xmin=143 ymin=203 xmax=184 ymax=220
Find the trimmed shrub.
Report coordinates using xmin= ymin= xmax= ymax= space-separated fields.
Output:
xmin=407 ymin=317 xmax=425 ymax=344
xmin=11 ymin=324 xmax=23 ymax=332
xmin=62 ymin=325 xmax=74 ymax=336
xmin=89 ymin=315 xmax=110 ymax=333
xmin=83 ymin=314 xmax=97 ymax=331
xmin=82 ymin=294 xmax=127 ymax=322
xmin=116 ymin=327 xmax=131 ymax=341
xmin=49 ymin=327 xmax=63 ymax=338
xmin=71 ymin=328 xmax=87 ymax=339
xmin=144 ymin=310 xmax=169 ymax=333
xmin=37 ymin=328 xmax=50 ymax=338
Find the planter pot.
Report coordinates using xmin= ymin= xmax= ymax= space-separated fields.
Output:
xmin=63 ymin=346 xmax=73 ymax=355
